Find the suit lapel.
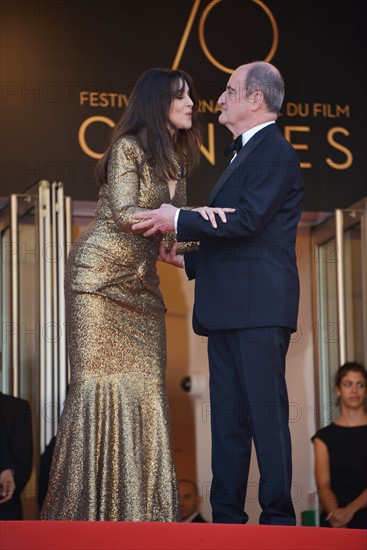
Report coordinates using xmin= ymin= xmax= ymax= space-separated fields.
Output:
xmin=208 ymin=124 xmax=277 ymax=205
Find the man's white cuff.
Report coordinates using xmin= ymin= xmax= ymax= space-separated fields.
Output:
xmin=174 ymin=208 xmax=181 ymax=232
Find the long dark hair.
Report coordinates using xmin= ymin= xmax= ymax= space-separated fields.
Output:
xmin=95 ymin=68 xmax=202 ymax=185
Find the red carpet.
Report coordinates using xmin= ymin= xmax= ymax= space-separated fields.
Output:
xmin=0 ymin=522 xmax=366 ymax=550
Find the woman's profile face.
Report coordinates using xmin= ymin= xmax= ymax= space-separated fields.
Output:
xmin=168 ymin=80 xmax=194 ymax=132
xmin=336 ymin=371 xmax=367 ymax=409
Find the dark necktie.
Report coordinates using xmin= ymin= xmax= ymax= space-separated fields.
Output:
xmin=224 ymin=135 xmax=243 ymax=157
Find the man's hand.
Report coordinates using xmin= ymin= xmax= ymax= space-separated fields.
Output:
xmin=0 ymin=469 xmax=16 ymax=504
xmin=192 ymin=206 xmax=236 ymax=228
xmin=132 ymin=204 xmax=177 ymax=237
xmin=132 ymin=203 xmax=236 ymax=237
xmin=158 ymin=241 xmax=184 ymax=268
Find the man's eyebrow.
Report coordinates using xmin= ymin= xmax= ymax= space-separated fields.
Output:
xmin=226 ymin=85 xmax=236 ymax=92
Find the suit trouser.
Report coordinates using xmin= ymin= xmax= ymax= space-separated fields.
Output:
xmin=207 ymin=326 xmax=296 ymax=525
xmin=0 ymin=494 xmax=22 ymax=520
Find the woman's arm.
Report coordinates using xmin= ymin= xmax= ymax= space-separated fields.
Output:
xmin=158 ymin=241 xmax=184 ymax=268
xmin=162 ymin=232 xmax=199 ymax=256
xmin=314 ymin=437 xmax=367 ymax=528
xmin=313 ymin=438 xmax=339 ymax=516
xmin=107 ymin=138 xmax=151 ymax=233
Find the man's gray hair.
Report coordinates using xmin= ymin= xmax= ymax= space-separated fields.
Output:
xmin=244 ymin=61 xmax=285 ymax=113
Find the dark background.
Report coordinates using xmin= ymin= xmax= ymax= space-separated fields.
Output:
xmin=1 ymin=0 xmax=366 ymax=210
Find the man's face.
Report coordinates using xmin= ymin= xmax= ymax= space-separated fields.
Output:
xmin=217 ymin=66 xmax=252 ymax=135
xmin=178 ymin=482 xmax=200 ymax=520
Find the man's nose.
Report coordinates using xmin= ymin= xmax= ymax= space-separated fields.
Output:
xmin=217 ymin=91 xmax=225 ymax=105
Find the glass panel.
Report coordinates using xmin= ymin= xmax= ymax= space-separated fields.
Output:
xmin=1 ymin=227 xmax=12 ymax=393
xmin=1 ymin=199 xmax=39 ymax=405
xmin=18 ymin=218 xmax=40 ymax=412
xmin=0 ymin=184 xmax=71 ymax=519
xmin=317 ymin=236 xmax=340 ymax=425
xmin=343 ymin=219 xmax=364 ymax=364
xmin=0 ymin=197 xmax=40 ymax=520
xmin=312 ymin=198 xmax=367 ymax=430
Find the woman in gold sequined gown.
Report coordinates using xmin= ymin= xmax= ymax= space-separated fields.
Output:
xmin=41 ymin=69 xmax=202 ymax=521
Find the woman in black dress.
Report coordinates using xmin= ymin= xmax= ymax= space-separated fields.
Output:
xmin=312 ymin=362 xmax=367 ymax=529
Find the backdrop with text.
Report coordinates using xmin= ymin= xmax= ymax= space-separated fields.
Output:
xmin=1 ymin=0 xmax=366 ymax=210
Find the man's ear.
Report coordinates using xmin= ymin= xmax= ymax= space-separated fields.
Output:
xmin=252 ymin=91 xmax=263 ymax=105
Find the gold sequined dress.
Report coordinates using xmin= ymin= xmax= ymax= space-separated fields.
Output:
xmin=41 ymin=135 xmax=185 ymax=521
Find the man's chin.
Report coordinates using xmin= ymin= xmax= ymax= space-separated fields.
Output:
xmin=218 ymin=113 xmax=226 ymax=125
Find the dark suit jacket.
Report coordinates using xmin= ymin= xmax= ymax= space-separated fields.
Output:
xmin=0 ymin=392 xmax=33 ymax=519
xmin=0 ymin=421 xmax=14 ymax=472
xmin=178 ymin=124 xmax=304 ymax=335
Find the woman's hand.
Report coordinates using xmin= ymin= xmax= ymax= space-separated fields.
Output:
xmin=192 ymin=206 xmax=236 ymax=228
xmin=327 ymin=506 xmax=354 ymax=528
xmin=158 ymin=240 xmax=184 ymax=268
xmin=327 ymin=489 xmax=367 ymax=527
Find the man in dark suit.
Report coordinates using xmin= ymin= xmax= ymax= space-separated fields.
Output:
xmin=178 ymin=479 xmax=207 ymax=523
xmin=132 ymin=62 xmax=304 ymax=525
xmin=0 ymin=392 xmax=33 ymax=519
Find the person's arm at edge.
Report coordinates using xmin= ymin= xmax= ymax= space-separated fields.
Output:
xmin=11 ymin=399 xmax=33 ymax=492
xmin=313 ymin=438 xmax=339 ymax=518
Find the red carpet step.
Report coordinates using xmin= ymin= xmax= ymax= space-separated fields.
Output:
xmin=0 ymin=521 xmax=366 ymax=550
